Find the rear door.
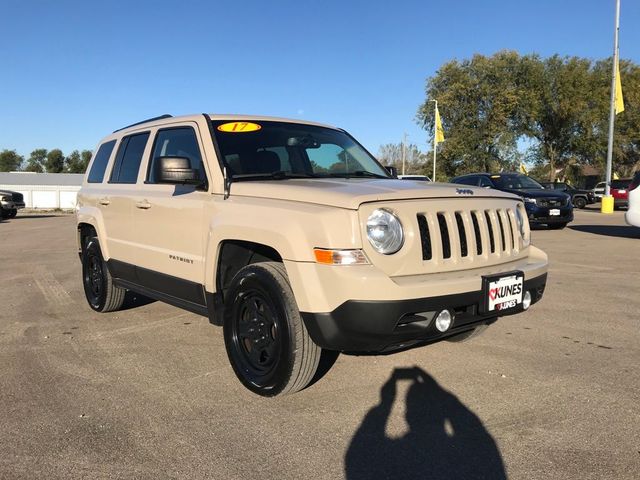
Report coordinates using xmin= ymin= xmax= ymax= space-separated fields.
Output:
xmin=101 ymin=132 xmax=150 ymax=265
xmin=131 ymin=123 xmax=210 ymax=299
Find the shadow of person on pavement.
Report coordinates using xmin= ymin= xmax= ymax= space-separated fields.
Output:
xmin=345 ymin=367 xmax=506 ymax=480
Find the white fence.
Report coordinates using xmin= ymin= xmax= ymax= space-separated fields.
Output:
xmin=1 ymin=184 xmax=81 ymax=209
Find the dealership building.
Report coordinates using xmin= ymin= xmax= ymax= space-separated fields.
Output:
xmin=0 ymin=172 xmax=84 ymax=209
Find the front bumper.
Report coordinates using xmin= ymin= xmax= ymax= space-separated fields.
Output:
xmin=525 ymin=204 xmax=573 ymax=224
xmin=1 ymin=201 xmax=25 ymax=210
xmin=300 ymin=273 xmax=547 ymax=352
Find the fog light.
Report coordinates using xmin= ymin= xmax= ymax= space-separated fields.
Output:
xmin=434 ymin=310 xmax=453 ymax=332
xmin=522 ymin=290 xmax=532 ymax=310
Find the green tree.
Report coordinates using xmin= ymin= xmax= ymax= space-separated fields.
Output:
xmin=25 ymin=148 xmax=47 ymax=172
xmin=65 ymin=150 xmax=86 ymax=173
xmin=0 ymin=149 xmax=24 ymax=171
xmin=378 ymin=143 xmax=425 ymax=174
xmin=417 ymin=51 xmax=528 ymax=178
xmin=45 ymin=149 xmax=65 ymax=173
xmin=81 ymin=150 xmax=93 ymax=171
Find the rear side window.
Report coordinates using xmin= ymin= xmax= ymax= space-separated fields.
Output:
xmin=87 ymin=140 xmax=116 ymax=183
xmin=454 ymin=176 xmax=477 ymax=186
xmin=110 ymin=133 xmax=150 ymax=184
xmin=147 ymin=127 xmax=204 ymax=183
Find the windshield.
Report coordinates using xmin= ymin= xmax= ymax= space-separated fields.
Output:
xmin=209 ymin=120 xmax=390 ymax=180
xmin=492 ymin=174 xmax=544 ymax=190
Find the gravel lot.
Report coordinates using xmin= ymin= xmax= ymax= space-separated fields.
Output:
xmin=0 ymin=209 xmax=638 ymax=479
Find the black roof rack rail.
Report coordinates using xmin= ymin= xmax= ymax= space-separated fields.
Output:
xmin=113 ymin=114 xmax=173 ymax=133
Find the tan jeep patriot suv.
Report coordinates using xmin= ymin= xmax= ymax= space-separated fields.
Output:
xmin=77 ymin=114 xmax=548 ymax=396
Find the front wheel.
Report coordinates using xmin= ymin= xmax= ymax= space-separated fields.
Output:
xmin=8 ymin=209 xmax=17 ymax=218
xmin=573 ymin=197 xmax=586 ymax=209
xmin=223 ymin=262 xmax=320 ymax=397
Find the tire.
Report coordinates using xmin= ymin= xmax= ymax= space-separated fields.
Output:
xmin=446 ymin=324 xmax=489 ymax=343
xmin=81 ymin=236 xmax=125 ymax=312
xmin=223 ymin=262 xmax=321 ymax=397
xmin=573 ymin=197 xmax=586 ymax=209
xmin=548 ymin=223 xmax=567 ymax=230
xmin=0 ymin=210 xmax=9 ymax=219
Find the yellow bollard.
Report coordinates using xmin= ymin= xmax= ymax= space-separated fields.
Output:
xmin=601 ymin=195 xmax=614 ymax=214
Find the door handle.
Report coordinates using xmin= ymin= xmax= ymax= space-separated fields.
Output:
xmin=99 ymin=197 xmax=110 ymax=206
xmin=136 ymin=200 xmax=152 ymax=210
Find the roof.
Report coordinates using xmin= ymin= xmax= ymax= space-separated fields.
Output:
xmin=111 ymin=113 xmax=338 ymax=137
xmin=0 ymin=172 xmax=84 ymax=186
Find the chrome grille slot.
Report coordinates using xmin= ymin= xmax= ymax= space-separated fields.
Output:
xmin=437 ymin=213 xmax=451 ymax=259
xmin=496 ymin=210 xmax=506 ymax=252
xmin=471 ymin=211 xmax=483 ymax=255
xmin=455 ymin=212 xmax=468 ymax=257
xmin=506 ymin=210 xmax=515 ymax=249
xmin=484 ymin=210 xmax=496 ymax=253
xmin=417 ymin=214 xmax=432 ymax=260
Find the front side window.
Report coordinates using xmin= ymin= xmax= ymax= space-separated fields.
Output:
xmin=110 ymin=132 xmax=150 ymax=184
xmin=210 ymin=120 xmax=390 ymax=180
xmin=148 ymin=127 xmax=204 ymax=183
xmin=87 ymin=140 xmax=116 ymax=183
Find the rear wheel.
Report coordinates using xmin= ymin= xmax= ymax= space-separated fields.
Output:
xmin=0 ymin=210 xmax=9 ymax=219
xmin=573 ymin=197 xmax=586 ymax=209
xmin=223 ymin=262 xmax=320 ymax=396
xmin=81 ymin=237 xmax=125 ymax=312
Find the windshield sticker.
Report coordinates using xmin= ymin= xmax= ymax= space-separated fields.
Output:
xmin=217 ymin=122 xmax=262 ymax=133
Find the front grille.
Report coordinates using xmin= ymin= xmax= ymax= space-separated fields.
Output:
xmin=538 ymin=197 xmax=566 ymax=208
xmin=12 ymin=192 xmax=23 ymax=202
xmin=417 ymin=208 xmax=519 ymax=263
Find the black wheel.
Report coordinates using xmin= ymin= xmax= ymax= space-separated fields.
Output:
xmin=573 ymin=197 xmax=586 ymax=209
xmin=81 ymin=236 xmax=125 ymax=312
xmin=223 ymin=262 xmax=320 ymax=397
xmin=446 ymin=324 xmax=489 ymax=343
xmin=0 ymin=210 xmax=9 ymax=219
xmin=548 ymin=223 xmax=567 ymax=230
xmin=8 ymin=209 xmax=17 ymax=218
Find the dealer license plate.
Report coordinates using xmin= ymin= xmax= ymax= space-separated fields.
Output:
xmin=549 ymin=208 xmax=560 ymax=216
xmin=482 ymin=272 xmax=524 ymax=313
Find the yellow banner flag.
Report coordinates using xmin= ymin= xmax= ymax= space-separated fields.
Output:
xmin=615 ymin=60 xmax=624 ymax=114
xmin=519 ymin=163 xmax=528 ymax=175
xmin=435 ymin=104 xmax=445 ymax=144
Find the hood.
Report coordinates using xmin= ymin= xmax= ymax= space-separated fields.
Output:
xmin=502 ymin=188 xmax=570 ymax=200
xmin=229 ymin=178 xmax=518 ymax=209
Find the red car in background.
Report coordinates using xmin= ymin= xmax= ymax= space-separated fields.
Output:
xmin=611 ymin=179 xmax=632 ymax=209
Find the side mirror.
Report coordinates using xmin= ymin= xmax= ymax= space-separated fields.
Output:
xmin=156 ymin=156 xmax=201 ymax=185
xmin=385 ymin=166 xmax=398 ymax=178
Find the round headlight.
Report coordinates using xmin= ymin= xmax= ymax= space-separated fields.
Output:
xmin=366 ymin=209 xmax=404 ymax=254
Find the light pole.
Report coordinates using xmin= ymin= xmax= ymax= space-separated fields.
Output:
xmin=431 ymin=100 xmax=438 ymax=182
xmin=602 ymin=0 xmax=621 ymax=214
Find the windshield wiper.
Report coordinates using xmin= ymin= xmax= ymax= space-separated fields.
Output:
xmin=232 ymin=171 xmax=316 ymax=181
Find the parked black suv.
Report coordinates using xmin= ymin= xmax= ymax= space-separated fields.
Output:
xmin=450 ymin=173 xmax=573 ymax=229
xmin=539 ymin=182 xmax=595 ymax=209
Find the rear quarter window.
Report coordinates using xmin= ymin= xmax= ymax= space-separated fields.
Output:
xmin=87 ymin=140 xmax=117 ymax=183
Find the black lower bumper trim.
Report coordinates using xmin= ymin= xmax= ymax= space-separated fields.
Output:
xmin=301 ymin=273 xmax=547 ymax=353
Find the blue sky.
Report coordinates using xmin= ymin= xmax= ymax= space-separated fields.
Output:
xmin=1 ymin=0 xmax=639 ymax=158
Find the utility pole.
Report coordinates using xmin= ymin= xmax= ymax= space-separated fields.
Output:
xmin=401 ymin=132 xmax=408 ymax=175
xmin=602 ymin=0 xmax=621 ymax=214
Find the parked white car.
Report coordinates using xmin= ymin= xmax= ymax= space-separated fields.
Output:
xmin=625 ymin=173 xmax=640 ymax=227
xmin=592 ymin=181 xmax=606 ymax=200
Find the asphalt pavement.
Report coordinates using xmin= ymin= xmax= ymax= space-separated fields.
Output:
xmin=0 ymin=209 xmax=638 ymax=479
